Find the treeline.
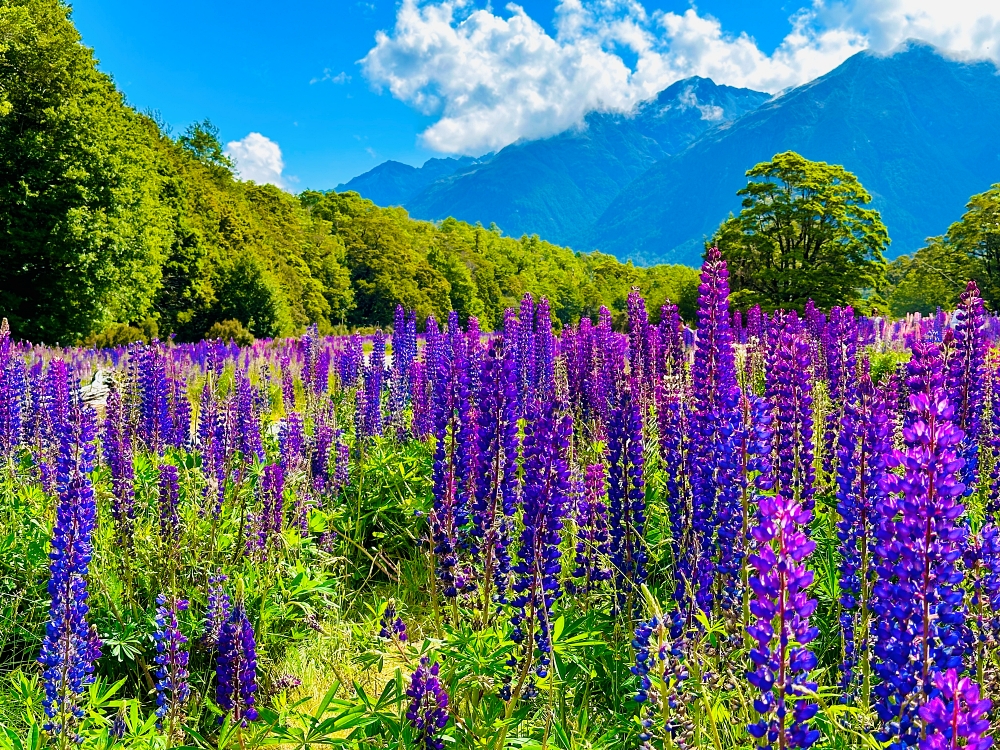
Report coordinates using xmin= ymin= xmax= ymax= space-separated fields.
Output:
xmin=885 ymin=183 xmax=1000 ymax=317
xmin=0 ymin=0 xmax=698 ymax=345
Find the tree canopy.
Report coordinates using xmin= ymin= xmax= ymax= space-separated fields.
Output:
xmin=884 ymin=183 xmax=1000 ymax=316
xmin=711 ymin=151 xmax=889 ymax=312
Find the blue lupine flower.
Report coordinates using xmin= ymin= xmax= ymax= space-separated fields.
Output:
xmin=153 ymin=594 xmax=190 ymax=731
xmin=38 ymin=397 xmax=101 ymax=741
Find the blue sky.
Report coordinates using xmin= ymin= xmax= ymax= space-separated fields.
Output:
xmin=71 ymin=0 xmax=1000 ymax=190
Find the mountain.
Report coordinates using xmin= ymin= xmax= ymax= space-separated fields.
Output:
xmin=342 ymin=78 xmax=769 ymax=247
xmin=591 ymin=41 xmax=1000 ymax=265
xmin=335 ymin=155 xmax=488 ymax=207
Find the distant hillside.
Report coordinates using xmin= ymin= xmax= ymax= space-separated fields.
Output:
xmin=335 ymin=155 xmax=488 ymax=208
xmin=343 ymin=78 xmax=769 ymax=248
xmin=591 ymin=41 xmax=1000 ymax=265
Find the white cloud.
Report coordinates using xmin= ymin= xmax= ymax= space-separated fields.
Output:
xmin=361 ymin=0 xmax=1000 ymax=154
xmin=225 ymin=133 xmax=288 ymax=189
xmin=311 ymin=68 xmax=352 ymax=84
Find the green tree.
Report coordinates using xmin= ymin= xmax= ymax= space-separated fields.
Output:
xmin=711 ymin=151 xmax=889 ymax=312
xmin=0 ymin=0 xmax=170 ymax=342
xmin=943 ymin=183 xmax=1000 ymax=306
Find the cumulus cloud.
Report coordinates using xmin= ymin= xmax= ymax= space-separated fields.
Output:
xmin=225 ymin=133 xmax=288 ymax=189
xmin=361 ymin=0 xmax=1000 ymax=154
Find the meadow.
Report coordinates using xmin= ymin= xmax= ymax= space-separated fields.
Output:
xmin=0 ymin=249 xmax=995 ymax=750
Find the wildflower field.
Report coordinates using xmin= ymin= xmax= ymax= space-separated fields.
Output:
xmin=1 ymin=249 xmax=997 ymax=750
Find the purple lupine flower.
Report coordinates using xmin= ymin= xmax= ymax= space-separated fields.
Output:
xmin=302 ymin=324 xmax=320 ymax=395
xmin=406 ymin=656 xmax=449 ymax=750
xmin=686 ymin=247 xmax=743 ymax=612
xmin=517 ymin=294 xmax=536 ymax=409
xmin=38 ymin=398 xmax=101 ymax=741
xmin=216 ymin=604 xmax=258 ymax=726
xmin=339 ymin=335 xmax=363 ymax=389
xmin=947 ymin=281 xmax=986 ymax=495
xmin=260 ymin=463 xmax=285 ymax=556
xmin=312 ymin=406 xmax=335 ymax=496
xmin=963 ymin=524 xmax=1000 ymax=681
xmin=535 ymin=298 xmax=556 ymax=402
xmin=279 ymin=411 xmax=305 ymax=475
xmin=202 ymin=573 xmax=231 ymax=647
xmin=103 ymin=381 xmax=135 ymax=545
xmin=769 ymin=316 xmax=815 ymax=512
xmin=835 ymin=371 xmax=890 ymax=697
xmin=158 ymin=464 xmax=181 ymax=545
xmin=137 ymin=343 xmax=171 ymax=455
xmin=659 ymin=303 xmax=685 ymax=380
xmin=571 ymin=462 xmax=610 ymax=591
xmin=361 ymin=330 xmax=386 ymax=438
xmin=378 ymin=602 xmax=408 ymax=642
xmin=0 ymin=317 xmax=26 ymax=457
xmin=872 ymin=392 xmax=967 ymax=749
xmin=279 ymin=353 xmax=295 ymax=413
xmin=746 ymin=319 xmax=820 ymax=750
xmin=169 ymin=376 xmax=191 ymax=449
xmin=429 ymin=317 xmax=465 ymax=598
xmin=410 ymin=361 xmax=431 ymax=439
xmin=746 ymin=491 xmax=819 ymax=749
xmin=153 ymin=594 xmax=190 ymax=731
xmin=657 ymin=376 xmax=690 ymax=590
xmin=918 ymin=670 xmax=992 ymax=750
xmin=235 ymin=370 xmax=264 ymax=463
xmin=631 ymin=614 xmax=689 ymax=746
xmin=509 ymin=399 xmax=572 ymax=681
xmin=627 ymin=287 xmax=656 ymax=395
xmin=607 ymin=380 xmax=647 ymax=614
xmin=823 ymin=306 xmax=857 ymax=476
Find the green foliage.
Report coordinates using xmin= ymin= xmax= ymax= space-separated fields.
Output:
xmin=204 ymin=319 xmax=254 ymax=346
xmin=712 ymin=151 xmax=889 ymax=312
xmin=0 ymin=0 xmax=171 ymax=343
xmin=82 ymin=318 xmax=158 ymax=349
xmin=946 ymin=184 xmax=1000 ymax=302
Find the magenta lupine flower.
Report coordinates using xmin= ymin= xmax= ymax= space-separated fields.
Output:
xmin=872 ymin=392 xmax=967 ymax=749
xmin=39 ymin=398 xmax=101 ymax=741
xmin=918 ymin=670 xmax=992 ymax=750
xmin=746 ymin=321 xmax=820 ymax=750
xmin=406 ymin=656 xmax=449 ymax=750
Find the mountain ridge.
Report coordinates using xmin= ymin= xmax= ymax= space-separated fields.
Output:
xmin=338 ymin=41 xmax=1000 ymax=265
